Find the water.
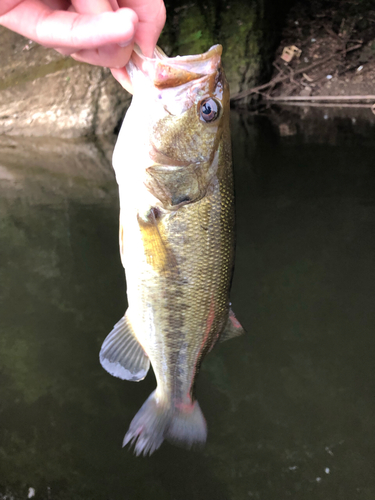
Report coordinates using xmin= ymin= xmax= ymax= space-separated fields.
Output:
xmin=0 ymin=113 xmax=374 ymax=500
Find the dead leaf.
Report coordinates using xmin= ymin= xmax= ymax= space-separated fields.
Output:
xmin=302 ymin=72 xmax=313 ymax=82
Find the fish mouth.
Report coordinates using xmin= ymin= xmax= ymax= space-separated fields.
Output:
xmin=135 ymin=44 xmax=222 ymax=68
xmin=131 ymin=45 xmax=223 ymax=89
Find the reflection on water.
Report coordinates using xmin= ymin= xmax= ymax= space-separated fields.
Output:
xmin=0 ymin=115 xmax=374 ymax=499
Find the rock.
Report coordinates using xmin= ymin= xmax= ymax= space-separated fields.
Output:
xmin=0 ymin=64 xmax=130 ymax=138
xmin=160 ymin=0 xmax=292 ymax=99
xmin=0 ymin=27 xmax=130 ymax=138
xmin=279 ymin=122 xmax=297 ymax=136
xmin=300 ymin=86 xmax=312 ymax=96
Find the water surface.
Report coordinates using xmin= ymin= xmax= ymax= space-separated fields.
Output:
xmin=0 ymin=114 xmax=374 ymax=499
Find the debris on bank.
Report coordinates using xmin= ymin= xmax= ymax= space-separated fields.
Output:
xmin=232 ymin=0 xmax=375 ymax=114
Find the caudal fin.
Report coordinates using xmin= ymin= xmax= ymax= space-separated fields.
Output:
xmin=123 ymin=391 xmax=207 ymax=456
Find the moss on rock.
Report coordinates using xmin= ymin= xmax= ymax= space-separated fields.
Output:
xmin=175 ymin=4 xmax=216 ymax=55
xmin=220 ymin=1 xmax=261 ymax=95
xmin=160 ymin=0 xmax=289 ymax=96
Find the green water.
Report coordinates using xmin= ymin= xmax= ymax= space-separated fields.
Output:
xmin=0 ymin=113 xmax=374 ymax=499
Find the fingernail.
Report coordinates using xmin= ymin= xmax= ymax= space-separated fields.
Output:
xmin=118 ymin=40 xmax=132 ymax=48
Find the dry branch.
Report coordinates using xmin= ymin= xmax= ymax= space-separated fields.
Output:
xmin=271 ymin=102 xmax=374 ymax=109
xmin=230 ymin=43 xmax=363 ymax=102
xmin=267 ymin=95 xmax=375 ymax=102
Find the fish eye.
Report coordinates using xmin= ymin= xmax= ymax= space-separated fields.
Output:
xmin=199 ymin=98 xmax=221 ymax=123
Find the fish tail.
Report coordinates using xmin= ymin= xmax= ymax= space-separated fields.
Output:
xmin=123 ymin=391 xmax=207 ymax=456
xmin=166 ymin=400 xmax=207 ymax=449
xmin=123 ymin=390 xmax=172 ymax=456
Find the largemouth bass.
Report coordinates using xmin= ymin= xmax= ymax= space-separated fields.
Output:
xmin=100 ymin=44 xmax=244 ymax=456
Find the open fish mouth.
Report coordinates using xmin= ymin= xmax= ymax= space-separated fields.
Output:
xmin=133 ymin=43 xmax=222 ymax=67
xmin=130 ymin=44 xmax=223 ymax=89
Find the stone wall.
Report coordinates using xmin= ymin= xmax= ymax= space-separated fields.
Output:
xmin=0 ymin=0 xmax=292 ymax=137
xmin=0 ymin=28 xmax=130 ymax=138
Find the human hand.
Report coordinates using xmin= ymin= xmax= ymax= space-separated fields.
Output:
xmin=0 ymin=0 xmax=166 ymax=93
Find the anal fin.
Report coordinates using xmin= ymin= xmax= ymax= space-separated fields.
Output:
xmin=100 ymin=313 xmax=150 ymax=381
xmin=220 ymin=308 xmax=245 ymax=342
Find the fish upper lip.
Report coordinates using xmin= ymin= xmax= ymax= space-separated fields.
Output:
xmin=149 ymin=145 xmax=192 ymax=167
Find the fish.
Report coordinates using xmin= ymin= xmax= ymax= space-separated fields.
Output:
xmin=99 ymin=44 xmax=244 ymax=456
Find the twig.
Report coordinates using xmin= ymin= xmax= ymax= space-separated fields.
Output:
xmin=323 ymin=24 xmax=344 ymax=48
xmin=230 ymin=42 xmax=362 ymax=101
xmin=271 ymin=102 xmax=374 ymax=109
xmin=267 ymin=95 xmax=375 ymax=102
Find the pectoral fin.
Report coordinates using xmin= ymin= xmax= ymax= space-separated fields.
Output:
xmin=137 ymin=209 xmax=179 ymax=277
xmin=220 ymin=308 xmax=245 ymax=342
xmin=100 ymin=313 xmax=150 ymax=381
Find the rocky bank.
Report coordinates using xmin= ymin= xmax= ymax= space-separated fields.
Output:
xmin=0 ymin=28 xmax=131 ymax=138
xmin=0 ymin=0 xmax=291 ymax=138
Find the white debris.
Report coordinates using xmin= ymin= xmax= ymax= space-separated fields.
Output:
xmin=316 ymin=477 xmax=322 ymax=483
xmin=326 ymin=74 xmax=333 ymax=79
xmin=27 ymin=488 xmax=36 ymax=499
xmin=281 ymin=45 xmax=302 ymax=63
xmin=289 ymin=465 xmax=298 ymax=471
xmin=325 ymin=468 xmax=330 ymax=474
xmin=311 ymin=38 xmax=316 ymax=42
xmin=22 ymin=40 xmax=33 ymax=51
xmin=357 ymin=65 xmax=363 ymax=72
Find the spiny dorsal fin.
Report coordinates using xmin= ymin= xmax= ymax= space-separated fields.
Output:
xmin=100 ymin=313 xmax=150 ymax=381
xmin=220 ymin=308 xmax=245 ymax=342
